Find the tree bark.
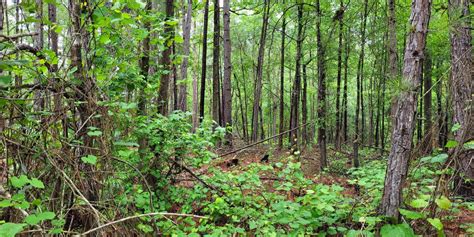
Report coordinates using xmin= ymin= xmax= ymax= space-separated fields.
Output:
xmin=421 ymin=50 xmax=432 ymax=154
xmin=342 ymin=27 xmax=350 ymax=143
xmin=33 ymin=0 xmax=44 ymax=111
xmin=335 ymin=0 xmax=344 ymax=150
xmin=289 ymin=3 xmax=303 ymax=148
xmin=380 ymin=0 xmax=431 ymax=219
xmin=278 ymin=2 xmax=286 ymax=149
xmin=316 ymin=0 xmax=327 ymax=169
xmin=178 ymin=0 xmax=192 ymax=111
xmin=353 ymin=0 xmax=368 ymax=167
xmin=222 ymin=0 xmax=232 ymax=145
xmin=251 ymin=0 xmax=270 ymax=141
xmin=157 ymin=0 xmax=175 ymax=115
xmin=212 ymin=0 xmax=221 ymax=126
xmin=138 ymin=0 xmax=151 ymax=157
xmin=448 ymin=0 xmax=473 ymax=196
xmin=199 ymin=0 xmax=210 ymax=121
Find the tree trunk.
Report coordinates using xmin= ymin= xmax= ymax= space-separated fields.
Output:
xmin=278 ymin=3 xmax=286 ymax=149
xmin=302 ymin=62 xmax=308 ymax=145
xmin=353 ymin=0 xmax=368 ymax=167
xmin=199 ymin=0 xmax=210 ymax=121
xmin=222 ymin=0 xmax=232 ymax=145
xmin=342 ymin=27 xmax=350 ymax=143
xmin=157 ymin=0 xmax=175 ymax=115
xmin=448 ymin=0 xmax=473 ymax=196
xmin=212 ymin=0 xmax=221 ymax=126
xmin=138 ymin=0 xmax=151 ymax=157
xmin=289 ymin=3 xmax=303 ymax=148
xmin=251 ymin=0 xmax=270 ymax=141
xmin=421 ymin=50 xmax=432 ymax=154
xmin=178 ymin=0 xmax=192 ymax=111
xmin=316 ymin=0 xmax=327 ymax=169
xmin=380 ymin=0 xmax=431 ymax=219
xmin=33 ymin=0 xmax=44 ymax=111
xmin=335 ymin=1 xmax=344 ymax=150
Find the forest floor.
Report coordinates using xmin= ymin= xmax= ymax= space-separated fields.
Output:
xmin=172 ymin=140 xmax=474 ymax=236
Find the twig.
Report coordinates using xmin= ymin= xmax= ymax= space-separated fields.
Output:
xmin=78 ymin=212 xmax=207 ymax=236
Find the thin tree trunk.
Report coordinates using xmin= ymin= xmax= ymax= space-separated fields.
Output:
xmin=289 ymin=2 xmax=303 ymax=148
xmin=222 ymin=0 xmax=232 ymax=145
xmin=422 ymin=50 xmax=432 ymax=154
xmin=278 ymin=3 xmax=286 ymax=149
xmin=138 ymin=0 xmax=151 ymax=157
xmin=353 ymin=0 xmax=368 ymax=167
xmin=178 ymin=0 xmax=192 ymax=111
xmin=302 ymin=62 xmax=308 ymax=145
xmin=33 ymin=0 xmax=44 ymax=111
xmin=316 ymin=0 xmax=327 ymax=169
xmin=212 ymin=0 xmax=221 ymax=126
xmin=380 ymin=0 xmax=431 ymax=219
xmin=251 ymin=0 xmax=270 ymax=141
xmin=199 ymin=0 xmax=209 ymax=121
xmin=342 ymin=28 xmax=350 ymax=143
xmin=335 ymin=1 xmax=344 ymax=150
xmin=157 ymin=0 xmax=175 ymax=115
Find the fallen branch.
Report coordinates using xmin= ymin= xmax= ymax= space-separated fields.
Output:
xmin=78 ymin=212 xmax=207 ymax=236
xmin=0 ymin=32 xmax=38 ymax=42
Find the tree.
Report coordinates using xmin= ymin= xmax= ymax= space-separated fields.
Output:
xmin=251 ymin=0 xmax=270 ymax=142
xmin=278 ymin=1 xmax=286 ymax=149
xmin=199 ymin=0 xmax=210 ymax=121
xmin=380 ymin=0 xmax=431 ymax=219
xmin=222 ymin=0 xmax=232 ymax=145
xmin=212 ymin=0 xmax=221 ymax=126
xmin=316 ymin=0 xmax=327 ymax=169
xmin=157 ymin=0 xmax=175 ymax=115
xmin=289 ymin=2 xmax=303 ymax=148
xmin=334 ymin=0 xmax=345 ymax=150
xmin=353 ymin=0 xmax=369 ymax=167
xmin=448 ymin=0 xmax=472 ymax=196
xmin=421 ymin=50 xmax=432 ymax=154
xmin=178 ymin=0 xmax=193 ymax=111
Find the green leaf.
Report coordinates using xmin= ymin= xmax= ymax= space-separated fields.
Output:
xmin=37 ymin=212 xmax=55 ymax=221
xmin=399 ymin=208 xmax=425 ymax=220
xmin=430 ymin=154 xmax=448 ymax=163
xmin=381 ymin=223 xmax=415 ymax=237
xmin=10 ymin=175 xmax=30 ymax=188
xmin=99 ymin=34 xmax=111 ymax=44
xmin=0 ymin=223 xmax=27 ymax=237
xmin=81 ymin=155 xmax=98 ymax=165
xmin=427 ymin=218 xmax=443 ymax=230
xmin=29 ymin=178 xmax=45 ymax=189
xmin=0 ymin=200 xmax=12 ymax=208
xmin=410 ymin=199 xmax=428 ymax=208
xmin=445 ymin=140 xmax=458 ymax=148
xmin=87 ymin=130 xmax=103 ymax=137
xmin=24 ymin=214 xmax=41 ymax=225
xmin=463 ymin=140 xmax=474 ymax=150
xmin=451 ymin=123 xmax=461 ymax=132
xmin=435 ymin=196 xmax=451 ymax=210
xmin=0 ymin=75 xmax=12 ymax=86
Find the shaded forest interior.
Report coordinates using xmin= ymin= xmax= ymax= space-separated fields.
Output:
xmin=0 ymin=0 xmax=472 ymax=236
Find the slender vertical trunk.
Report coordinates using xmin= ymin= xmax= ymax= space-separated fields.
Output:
xmin=342 ymin=28 xmax=350 ymax=143
xmin=33 ymin=0 xmax=44 ymax=111
xmin=199 ymin=0 xmax=209 ymax=121
xmin=289 ymin=3 xmax=303 ymax=148
xmin=417 ymin=62 xmax=424 ymax=143
xmin=381 ymin=0 xmax=431 ymax=219
xmin=302 ymin=62 xmax=308 ymax=145
xmin=436 ymin=66 xmax=445 ymax=148
xmin=192 ymin=32 xmax=199 ymax=130
xmin=212 ymin=0 xmax=221 ymax=125
xmin=138 ymin=0 xmax=151 ymax=157
xmin=334 ymin=1 xmax=344 ymax=150
xmin=222 ymin=0 xmax=232 ymax=145
xmin=448 ymin=0 xmax=472 ymax=196
xmin=316 ymin=0 xmax=327 ymax=169
xmin=353 ymin=0 xmax=368 ymax=167
xmin=278 ymin=3 xmax=286 ymax=149
xmin=178 ymin=0 xmax=192 ymax=111
xmin=251 ymin=0 xmax=270 ymax=141
xmin=157 ymin=0 xmax=175 ymax=115
xmin=422 ymin=50 xmax=432 ymax=154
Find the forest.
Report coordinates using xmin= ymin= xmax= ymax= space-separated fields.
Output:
xmin=0 ymin=0 xmax=472 ymax=236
